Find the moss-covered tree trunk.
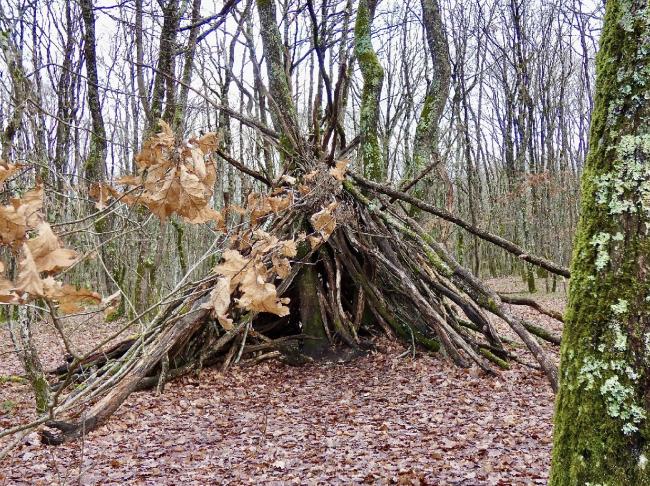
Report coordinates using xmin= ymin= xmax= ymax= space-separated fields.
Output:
xmin=354 ymin=0 xmax=385 ymax=181
xmin=550 ymin=1 xmax=650 ymax=483
xmin=79 ymin=0 xmax=107 ymax=181
xmin=297 ymin=257 xmax=329 ymax=357
xmin=9 ymin=306 xmax=50 ymax=414
xmin=407 ymin=0 xmax=450 ymax=203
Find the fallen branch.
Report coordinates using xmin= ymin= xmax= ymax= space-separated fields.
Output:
xmin=350 ymin=173 xmax=570 ymax=279
xmin=498 ymin=294 xmax=565 ymax=323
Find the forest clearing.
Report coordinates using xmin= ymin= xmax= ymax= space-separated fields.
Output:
xmin=1 ymin=279 xmax=561 ymax=484
xmin=1 ymin=0 xmax=649 ymax=483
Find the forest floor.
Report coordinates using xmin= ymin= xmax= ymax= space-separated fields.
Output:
xmin=0 ymin=276 xmax=565 ymax=485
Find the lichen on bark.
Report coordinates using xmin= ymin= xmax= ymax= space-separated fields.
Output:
xmin=550 ymin=1 xmax=650 ymax=484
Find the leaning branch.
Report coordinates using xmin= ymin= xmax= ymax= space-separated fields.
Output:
xmin=498 ymin=294 xmax=565 ymax=323
xmin=215 ymin=148 xmax=271 ymax=186
xmin=350 ymin=173 xmax=571 ymax=278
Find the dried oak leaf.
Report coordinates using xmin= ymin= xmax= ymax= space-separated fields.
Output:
xmin=176 ymin=165 xmax=220 ymax=224
xmin=134 ymin=120 xmax=175 ymax=169
xmin=271 ymin=254 xmax=291 ymax=279
xmin=26 ymin=222 xmax=77 ymax=273
xmin=251 ymin=230 xmax=280 ymax=256
xmin=237 ymin=263 xmax=289 ymax=317
xmin=118 ymin=122 xmax=222 ymax=226
xmin=280 ymin=239 xmax=298 ymax=258
xmin=307 ymin=235 xmax=323 ymax=249
xmin=304 ymin=170 xmax=318 ymax=183
xmin=16 ymin=244 xmax=44 ymax=296
xmin=248 ymin=193 xmax=273 ymax=224
xmin=192 ymin=132 xmax=219 ymax=155
xmin=214 ymin=249 xmax=251 ymax=291
xmin=310 ymin=201 xmax=339 ymax=242
xmin=226 ymin=204 xmax=247 ymax=216
xmin=268 ymin=192 xmax=293 ymax=213
xmin=0 ymin=184 xmax=44 ymax=246
xmin=116 ymin=174 xmax=142 ymax=186
xmin=89 ymin=183 xmax=120 ymax=210
xmin=202 ymin=276 xmax=234 ymax=330
xmin=329 ymin=160 xmax=349 ymax=181
xmin=0 ymin=274 xmax=16 ymax=304
xmin=43 ymin=277 xmax=101 ymax=314
xmin=0 ymin=286 xmax=15 ymax=303
xmin=0 ymin=160 xmax=20 ymax=186
xmin=280 ymin=174 xmax=297 ymax=185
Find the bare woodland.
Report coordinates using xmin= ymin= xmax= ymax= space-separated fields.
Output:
xmin=0 ymin=0 xmax=648 ymax=483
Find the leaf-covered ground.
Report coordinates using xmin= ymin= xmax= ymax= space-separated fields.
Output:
xmin=0 ymin=277 xmax=564 ymax=485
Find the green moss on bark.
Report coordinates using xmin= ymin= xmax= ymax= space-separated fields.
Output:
xmin=550 ymin=1 xmax=650 ymax=483
xmin=354 ymin=0 xmax=385 ymax=181
xmin=406 ymin=0 xmax=450 ymax=205
xmin=296 ymin=243 xmax=329 ymax=357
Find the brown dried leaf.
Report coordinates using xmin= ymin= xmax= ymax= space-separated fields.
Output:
xmin=187 ymin=146 xmax=207 ymax=179
xmin=268 ymin=193 xmax=293 ymax=213
xmin=307 ymin=235 xmax=322 ymax=249
xmin=310 ymin=201 xmax=339 ymax=242
xmin=238 ymin=265 xmax=289 ymax=317
xmin=204 ymin=277 xmax=231 ymax=315
xmin=116 ymin=174 xmax=142 ymax=186
xmin=134 ymin=120 xmax=175 ymax=169
xmin=217 ymin=315 xmax=235 ymax=330
xmin=89 ymin=183 xmax=119 ymax=210
xmin=42 ymin=277 xmax=102 ymax=314
xmin=329 ymin=160 xmax=349 ymax=181
xmin=280 ymin=239 xmax=298 ymax=258
xmin=0 ymin=276 xmax=16 ymax=303
xmin=177 ymin=165 xmax=214 ymax=222
xmin=280 ymin=174 xmax=297 ymax=185
xmin=214 ymin=250 xmax=251 ymax=291
xmin=194 ymin=132 xmax=219 ymax=155
xmin=16 ymin=244 xmax=44 ymax=296
xmin=248 ymin=193 xmax=273 ymax=224
xmin=202 ymin=276 xmax=234 ymax=330
xmin=118 ymin=124 xmax=220 ymax=224
xmin=26 ymin=222 xmax=77 ymax=273
xmin=271 ymin=254 xmax=291 ymax=279
xmin=0 ymin=160 xmax=20 ymax=186
xmin=0 ymin=205 xmax=23 ymax=246
xmin=251 ymin=230 xmax=280 ymax=256
xmin=231 ymin=230 xmax=253 ymax=253
xmin=0 ymin=184 xmax=44 ymax=246
xmin=227 ymin=204 xmax=247 ymax=215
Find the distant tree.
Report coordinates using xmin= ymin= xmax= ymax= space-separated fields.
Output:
xmin=79 ymin=0 xmax=107 ymax=181
xmin=550 ymin=1 xmax=650 ymax=483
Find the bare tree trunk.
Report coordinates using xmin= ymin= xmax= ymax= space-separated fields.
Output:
xmin=407 ymin=0 xmax=450 ymax=201
xmin=79 ymin=0 xmax=107 ymax=181
xmin=174 ymin=0 xmax=202 ymax=133
xmin=149 ymin=0 xmax=181 ymax=130
xmin=0 ymin=21 xmax=30 ymax=161
xmin=10 ymin=306 xmax=50 ymax=414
